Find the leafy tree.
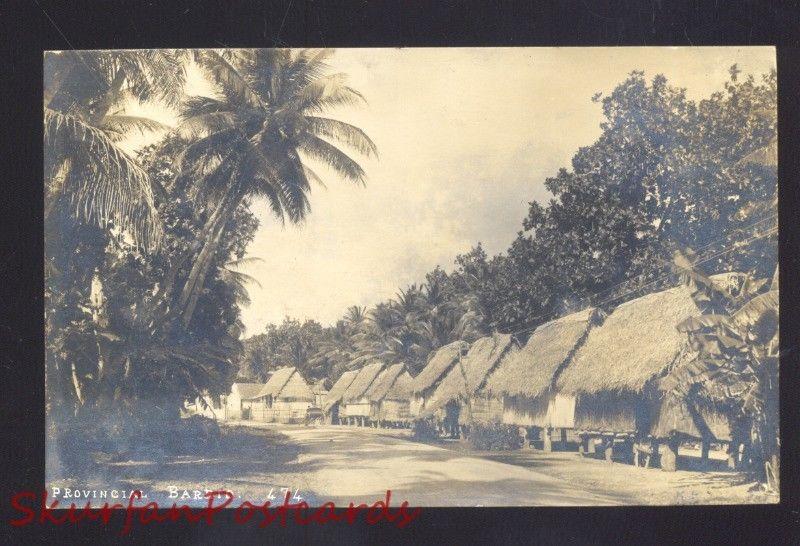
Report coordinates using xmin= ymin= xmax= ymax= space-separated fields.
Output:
xmin=494 ymin=67 xmax=776 ymax=333
xmin=238 ymin=318 xmax=329 ymax=382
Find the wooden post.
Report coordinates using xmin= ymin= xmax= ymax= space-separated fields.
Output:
xmin=660 ymin=436 xmax=680 ymax=472
xmin=542 ymin=427 xmax=553 ymax=452
xmin=700 ymin=438 xmax=711 ymax=468
xmin=727 ymin=442 xmax=742 ymax=470
xmin=560 ymin=428 xmax=568 ymax=448
xmin=604 ymin=438 xmax=614 ymax=462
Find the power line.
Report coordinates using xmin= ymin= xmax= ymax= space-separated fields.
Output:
xmin=582 ymin=212 xmax=777 ymax=305
xmin=506 ymin=220 xmax=777 ymax=338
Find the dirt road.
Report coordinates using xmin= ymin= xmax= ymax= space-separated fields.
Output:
xmin=233 ymin=423 xmax=621 ymax=507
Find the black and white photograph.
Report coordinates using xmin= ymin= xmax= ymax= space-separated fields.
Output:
xmin=43 ymin=45 xmax=779 ymax=509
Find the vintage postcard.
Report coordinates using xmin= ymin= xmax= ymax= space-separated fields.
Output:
xmin=44 ymin=47 xmax=778 ymax=509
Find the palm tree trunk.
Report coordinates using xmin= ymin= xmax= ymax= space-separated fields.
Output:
xmin=178 ymin=186 xmax=246 ymax=327
xmin=181 ymin=213 xmax=229 ymax=326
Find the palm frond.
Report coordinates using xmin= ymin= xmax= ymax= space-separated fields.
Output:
xmin=299 ymin=135 xmax=366 ymax=184
xmin=116 ymin=49 xmax=187 ymax=107
xmin=194 ymin=50 xmax=265 ymax=109
xmin=295 ymin=73 xmax=366 ymax=113
xmin=44 ymin=108 xmax=162 ymax=250
xmin=99 ymin=115 xmax=170 ymax=137
xmin=305 ymin=116 xmax=377 ymax=157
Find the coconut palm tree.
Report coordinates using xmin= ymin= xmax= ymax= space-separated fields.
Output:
xmin=170 ymin=48 xmax=376 ymax=327
xmin=44 ymin=50 xmax=186 ymax=250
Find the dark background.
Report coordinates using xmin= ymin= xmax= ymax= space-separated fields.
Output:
xmin=1 ymin=0 xmax=798 ymax=543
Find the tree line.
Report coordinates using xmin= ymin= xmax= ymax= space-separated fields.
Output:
xmin=239 ymin=66 xmax=777 ymax=393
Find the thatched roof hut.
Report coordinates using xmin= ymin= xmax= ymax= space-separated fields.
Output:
xmin=366 ymin=363 xmax=407 ymax=402
xmin=482 ymin=308 xmax=601 ymax=429
xmin=484 ymin=307 xmax=601 ymax=399
xmin=244 ymin=367 xmax=314 ymax=423
xmin=231 ymin=382 xmax=264 ymax=400
xmin=386 ymin=370 xmax=413 ymax=401
xmin=557 ymin=286 xmax=700 ymax=396
xmin=323 ymin=370 xmax=358 ymax=412
xmin=342 ymin=361 xmax=385 ymax=404
xmin=422 ymin=333 xmax=514 ymax=418
xmin=412 ymin=340 xmax=469 ymax=396
xmin=248 ymin=367 xmax=312 ymax=401
xmin=555 ymin=286 xmax=703 ymax=434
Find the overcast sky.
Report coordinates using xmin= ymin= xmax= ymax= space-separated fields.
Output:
xmin=121 ymin=47 xmax=775 ymax=335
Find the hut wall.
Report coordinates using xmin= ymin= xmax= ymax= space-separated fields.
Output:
xmin=249 ymin=402 xmax=276 ymax=422
xmin=223 ymin=393 xmax=239 ymax=420
xmin=343 ymin=400 xmax=372 ymax=418
xmin=409 ymin=396 xmax=424 ymax=418
xmin=547 ymin=394 xmax=576 ymax=429
xmin=379 ymin=400 xmax=411 ymax=422
xmin=650 ymin=396 xmax=732 ymax=442
xmin=463 ymin=395 xmax=504 ymax=424
xmin=240 ymin=399 xmax=258 ymax=420
xmin=271 ymin=398 xmax=313 ymax=423
xmin=573 ymin=392 xmax=641 ymax=433
xmin=502 ymin=395 xmax=549 ymax=427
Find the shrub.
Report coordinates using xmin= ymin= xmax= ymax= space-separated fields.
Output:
xmin=466 ymin=422 xmax=523 ymax=451
xmin=412 ymin=418 xmax=439 ymax=441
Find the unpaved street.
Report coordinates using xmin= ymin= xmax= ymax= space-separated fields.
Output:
xmin=232 ymin=423 xmax=620 ymax=507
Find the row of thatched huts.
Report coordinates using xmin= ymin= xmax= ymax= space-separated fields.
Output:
xmin=399 ymin=284 xmax=733 ymax=469
xmin=188 ymin=282 xmax=737 ymax=470
xmin=185 ymin=366 xmax=320 ymax=424
xmin=324 ymin=361 xmax=413 ymax=427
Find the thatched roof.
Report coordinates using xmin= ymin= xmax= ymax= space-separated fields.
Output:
xmin=484 ymin=307 xmax=601 ymax=399
xmin=412 ymin=340 xmax=469 ymax=395
xmin=232 ymin=382 xmax=265 ymax=399
xmin=366 ymin=363 xmax=406 ymax=402
xmin=342 ymin=361 xmax=385 ymax=403
xmin=557 ymin=286 xmax=700 ymax=395
xmin=386 ymin=371 xmax=413 ymax=401
xmin=323 ymin=370 xmax=358 ymax=411
xmin=649 ymin=393 xmax=731 ymax=441
xmin=248 ymin=367 xmax=304 ymax=400
xmin=425 ymin=334 xmax=514 ymax=412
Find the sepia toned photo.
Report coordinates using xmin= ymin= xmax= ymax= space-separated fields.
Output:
xmin=44 ymin=47 xmax=778 ymax=508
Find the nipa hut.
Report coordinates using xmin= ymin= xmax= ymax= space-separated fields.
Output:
xmin=555 ymin=285 xmax=729 ymax=467
xmin=340 ymin=361 xmax=385 ymax=426
xmin=222 ymin=382 xmax=264 ymax=420
xmin=483 ymin=307 xmax=602 ymax=450
xmin=323 ymin=370 xmax=358 ymax=424
xmin=244 ymin=367 xmax=315 ymax=423
xmin=410 ymin=340 xmax=469 ymax=418
xmin=422 ymin=334 xmax=514 ymax=434
xmin=364 ymin=363 xmax=413 ymax=427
